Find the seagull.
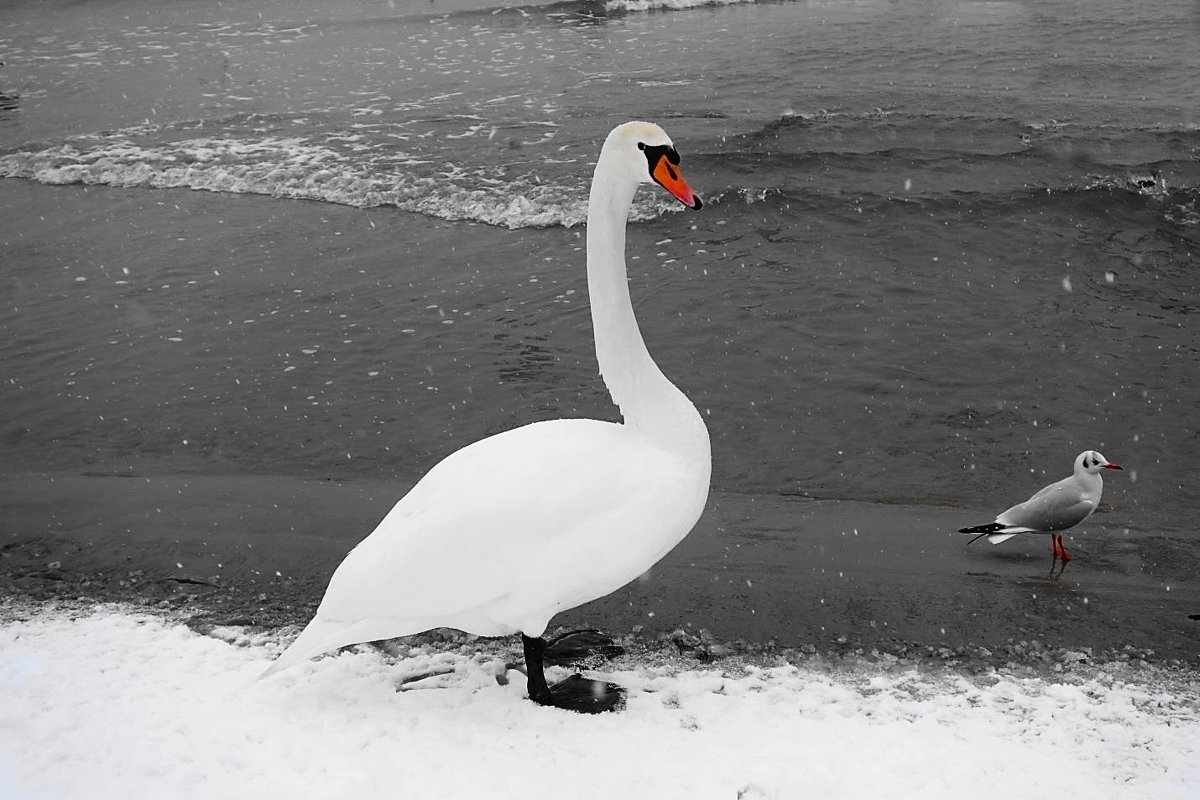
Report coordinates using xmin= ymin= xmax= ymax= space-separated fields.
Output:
xmin=959 ymin=450 xmax=1124 ymax=576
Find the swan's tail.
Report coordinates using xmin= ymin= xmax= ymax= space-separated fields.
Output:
xmin=260 ymin=615 xmax=421 ymax=679
xmin=259 ymin=616 xmax=359 ymax=679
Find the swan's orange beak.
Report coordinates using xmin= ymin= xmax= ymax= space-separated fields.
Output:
xmin=651 ymin=155 xmax=702 ymax=210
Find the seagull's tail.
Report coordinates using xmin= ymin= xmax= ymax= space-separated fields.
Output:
xmin=959 ymin=522 xmax=1019 ymax=545
xmin=959 ymin=521 xmax=1007 ymax=535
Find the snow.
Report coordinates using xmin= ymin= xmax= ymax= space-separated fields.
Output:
xmin=2 ymin=603 xmax=1198 ymax=800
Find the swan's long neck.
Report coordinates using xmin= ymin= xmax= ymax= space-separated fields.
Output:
xmin=586 ymin=156 xmax=707 ymax=455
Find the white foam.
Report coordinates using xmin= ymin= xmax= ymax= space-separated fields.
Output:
xmin=1 ymin=603 xmax=1198 ymax=799
xmin=0 ymin=133 xmax=682 ymax=229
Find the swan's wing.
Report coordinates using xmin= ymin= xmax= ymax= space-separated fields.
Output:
xmin=314 ymin=418 xmax=704 ymax=632
xmin=996 ymin=481 xmax=1096 ymax=532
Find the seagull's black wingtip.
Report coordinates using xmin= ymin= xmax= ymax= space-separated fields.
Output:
xmin=958 ymin=522 xmax=1006 ymax=535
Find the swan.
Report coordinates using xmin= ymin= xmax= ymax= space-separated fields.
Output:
xmin=959 ymin=450 xmax=1123 ymax=576
xmin=261 ymin=121 xmax=710 ymax=712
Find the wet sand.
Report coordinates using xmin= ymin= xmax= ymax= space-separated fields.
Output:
xmin=3 ymin=471 xmax=1197 ymax=666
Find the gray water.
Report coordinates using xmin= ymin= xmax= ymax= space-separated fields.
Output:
xmin=1 ymin=0 xmax=1198 ymax=582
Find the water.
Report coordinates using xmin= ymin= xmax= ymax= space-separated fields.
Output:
xmin=2 ymin=1 xmax=1198 ymax=605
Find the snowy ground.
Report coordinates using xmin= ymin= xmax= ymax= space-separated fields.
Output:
xmin=2 ymin=602 xmax=1198 ymax=800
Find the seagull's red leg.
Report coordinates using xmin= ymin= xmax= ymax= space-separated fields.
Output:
xmin=1048 ymin=534 xmax=1072 ymax=577
xmin=1049 ymin=535 xmax=1060 ymax=576
xmin=1058 ymin=535 xmax=1072 ymax=571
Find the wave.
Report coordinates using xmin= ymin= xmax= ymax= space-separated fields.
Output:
xmin=500 ymin=0 xmax=759 ymax=16
xmin=392 ymin=0 xmax=758 ymax=23
xmin=0 ymin=127 xmax=686 ymax=229
xmin=4 ymin=109 xmax=1196 ymax=228
xmin=0 ymin=136 xmax=572 ymax=228
xmin=6 ymin=133 xmax=1195 ymax=227
xmin=604 ymin=0 xmax=758 ymax=11
xmin=738 ymin=108 xmax=1200 ymax=161
xmin=701 ymin=179 xmax=1200 ymax=228
xmin=699 ymin=108 xmax=1200 ymax=223
xmin=757 ymin=106 xmax=1200 ymax=137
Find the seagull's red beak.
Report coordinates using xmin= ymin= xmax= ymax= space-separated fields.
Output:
xmin=651 ymin=154 xmax=702 ymax=210
xmin=1104 ymin=462 xmax=1124 ymax=470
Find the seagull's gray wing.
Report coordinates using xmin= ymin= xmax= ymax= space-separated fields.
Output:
xmin=996 ymin=481 xmax=1097 ymax=532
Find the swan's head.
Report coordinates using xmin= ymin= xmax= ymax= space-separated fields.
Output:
xmin=1075 ymin=450 xmax=1122 ymax=474
xmin=603 ymin=121 xmax=702 ymax=210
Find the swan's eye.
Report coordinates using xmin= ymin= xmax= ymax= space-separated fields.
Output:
xmin=640 ymin=143 xmax=681 ymax=176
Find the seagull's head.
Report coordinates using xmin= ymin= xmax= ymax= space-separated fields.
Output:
xmin=1076 ymin=450 xmax=1122 ymax=475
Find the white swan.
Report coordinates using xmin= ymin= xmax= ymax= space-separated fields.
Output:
xmin=959 ymin=450 xmax=1123 ymax=576
xmin=262 ymin=122 xmax=710 ymax=711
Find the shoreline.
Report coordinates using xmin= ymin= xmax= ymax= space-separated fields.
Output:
xmin=3 ymin=471 xmax=1197 ymax=670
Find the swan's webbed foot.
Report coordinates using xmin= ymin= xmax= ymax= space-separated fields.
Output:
xmin=543 ymin=674 xmax=626 ymax=713
xmin=522 ymin=633 xmax=625 ymax=714
xmin=543 ymin=628 xmax=624 ymax=666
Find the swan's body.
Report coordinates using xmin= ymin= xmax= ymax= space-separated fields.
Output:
xmin=263 ymin=418 xmax=707 ymax=666
xmin=959 ymin=450 xmax=1123 ymax=575
xmin=263 ymin=123 xmax=709 ymax=705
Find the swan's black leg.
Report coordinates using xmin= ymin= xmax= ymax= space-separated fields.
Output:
xmin=520 ymin=632 xmax=625 ymax=714
xmin=521 ymin=634 xmax=554 ymax=706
